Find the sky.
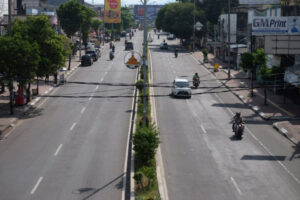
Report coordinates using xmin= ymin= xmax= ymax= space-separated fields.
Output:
xmin=84 ymin=0 xmax=177 ymax=6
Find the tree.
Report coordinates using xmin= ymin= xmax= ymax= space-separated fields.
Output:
xmin=91 ymin=18 xmax=102 ymax=37
xmin=121 ymin=7 xmax=135 ymax=31
xmin=13 ymin=16 xmax=69 ymax=94
xmin=80 ymin=6 xmax=96 ymax=50
xmin=57 ymin=0 xmax=82 ymax=38
xmin=255 ymin=49 xmax=270 ymax=105
xmin=155 ymin=3 xmax=205 ymax=40
xmin=0 ymin=35 xmax=40 ymax=114
xmin=240 ymin=52 xmax=255 ymax=97
xmin=57 ymin=0 xmax=82 ymax=69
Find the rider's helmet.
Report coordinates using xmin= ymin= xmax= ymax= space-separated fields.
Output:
xmin=195 ymin=73 xmax=198 ymax=76
xmin=236 ymin=112 xmax=241 ymax=117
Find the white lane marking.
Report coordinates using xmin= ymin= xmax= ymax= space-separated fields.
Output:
xmin=191 ymin=54 xmax=300 ymax=185
xmin=100 ymin=77 xmax=104 ymax=82
xmin=149 ymin=50 xmax=170 ymax=200
xmin=70 ymin=123 xmax=76 ymax=131
xmin=54 ymin=144 xmax=63 ymax=156
xmin=201 ymin=124 xmax=207 ymax=133
xmin=89 ymin=96 xmax=93 ymax=101
xmin=231 ymin=177 xmax=242 ymax=195
xmin=81 ymin=107 xmax=86 ymax=114
xmin=95 ymin=85 xmax=99 ymax=90
xmin=30 ymin=177 xmax=43 ymax=194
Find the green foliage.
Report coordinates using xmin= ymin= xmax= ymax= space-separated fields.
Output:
xmin=155 ymin=2 xmax=206 ymax=40
xmin=202 ymin=48 xmax=208 ymax=57
xmin=240 ymin=52 xmax=255 ymax=72
xmin=91 ymin=18 xmax=102 ymax=36
xmin=12 ymin=16 xmax=68 ymax=77
xmin=136 ymin=79 xmax=144 ymax=90
xmin=0 ymin=35 xmax=40 ymax=86
xmin=254 ymin=48 xmax=267 ymax=67
xmin=121 ymin=7 xmax=135 ymax=30
xmin=133 ymin=124 xmax=160 ymax=165
xmin=57 ymin=0 xmax=82 ymax=37
xmin=80 ymin=6 xmax=96 ymax=46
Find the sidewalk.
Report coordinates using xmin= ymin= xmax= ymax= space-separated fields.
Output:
xmin=193 ymin=51 xmax=300 ymax=144
xmin=0 ymin=51 xmax=83 ymax=139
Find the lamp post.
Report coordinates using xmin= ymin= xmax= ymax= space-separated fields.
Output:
xmin=142 ymin=0 xmax=147 ymax=124
xmin=227 ymin=0 xmax=231 ymax=80
xmin=193 ymin=0 xmax=196 ymax=51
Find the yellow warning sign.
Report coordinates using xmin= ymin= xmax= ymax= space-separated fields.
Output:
xmin=126 ymin=54 xmax=139 ymax=65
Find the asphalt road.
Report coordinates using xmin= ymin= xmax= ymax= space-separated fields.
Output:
xmin=150 ymin=32 xmax=300 ymax=200
xmin=0 ymin=31 xmax=142 ymax=200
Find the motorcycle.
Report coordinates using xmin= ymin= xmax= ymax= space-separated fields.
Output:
xmin=109 ymin=52 xmax=114 ymax=60
xmin=193 ymin=78 xmax=200 ymax=88
xmin=233 ymin=123 xmax=244 ymax=139
xmin=174 ymin=50 xmax=178 ymax=58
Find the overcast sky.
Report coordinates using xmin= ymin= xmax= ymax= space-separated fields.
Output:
xmin=85 ymin=0 xmax=177 ymax=6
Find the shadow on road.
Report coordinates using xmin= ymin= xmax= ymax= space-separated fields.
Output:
xmin=74 ymin=173 xmax=124 ymax=200
xmin=241 ymin=155 xmax=286 ymax=161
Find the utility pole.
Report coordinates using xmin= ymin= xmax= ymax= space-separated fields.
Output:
xmin=193 ymin=0 xmax=195 ymax=51
xmin=8 ymin=0 xmax=14 ymax=114
xmin=227 ymin=0 xmax=231 ymax=80
xmin=142 ymin=0 xmax=147 ymax=125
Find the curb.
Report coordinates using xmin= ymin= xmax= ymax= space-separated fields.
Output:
xmin=0 ymin=62 xmax=81 ymax=140
xmin=273 ymin=122 xmax=298 ymax=144
xmin=197 ymin=58 xmax=291 ymax=121
xmin=194 ymin=54 xmax=298 ymax=144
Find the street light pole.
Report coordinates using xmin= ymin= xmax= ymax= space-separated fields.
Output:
xmin=227 ymin=0 xmax=231 ymax=80
xmin=193 ymin=0 xmax=195 ymax=51
xmin=142 ymin=0 xmax=147 ymax=125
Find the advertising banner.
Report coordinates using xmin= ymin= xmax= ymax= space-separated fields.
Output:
xmin=134 ymin=5 xmax=163 ymax=21
xmin=252 ymin=16 xmax=300 ymax=35
xmin=239 ymin=0 xmax=280 ymax=4
xmin=104 ymin=0 xmax=121 ymax=23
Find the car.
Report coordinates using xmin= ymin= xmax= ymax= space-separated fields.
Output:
xmin=86 ymin=49 xmax=100 ymax=61
xmin=81 ymin=54 xmax=93 ymax=66
xmin=171 ymin=78 xmax=192 ymax=98
xmin=167 ymin=34 xmax=175 ymax=40
xmin=160 ymin=42 xmax=168 ymax=50
xmin=121 ymin=31 xmax=126 ymax=37
xmin=115 ymin=35 xmax=121 ymax=41
xmin=125 ymin=42 xmax=134 ymax=50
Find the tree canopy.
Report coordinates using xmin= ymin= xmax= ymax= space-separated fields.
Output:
xmin=57 ymin=0 xmax=83 ymax=37
xmin=155 ymin=2 xmax=206 ymax=40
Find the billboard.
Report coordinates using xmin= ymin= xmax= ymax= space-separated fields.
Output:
xmin=239 ymin=0 xmax=280 ymax=4
xmin=252 ymin=17 xmax=300 ymax=35
xmin=134 ymin=5 xmax=163 ymax=21
xmin=104 ymin=0 xmax=121 ymax=23
xmin=264 ymin=35 xmax=300 ymax=54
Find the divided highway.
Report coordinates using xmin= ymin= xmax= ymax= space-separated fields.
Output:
xmin=0 ymin=31 xmax=143 ymax=200
xmin=150 ymin=32 xmax=300 ymax=200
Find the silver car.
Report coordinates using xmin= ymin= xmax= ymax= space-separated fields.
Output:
xmin=171 ymin=78 xmax=192 ymax=98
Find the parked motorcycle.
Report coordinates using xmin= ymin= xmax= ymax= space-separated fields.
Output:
xmin=193 ymin=78 xmax=200 ymax=88
xmin=233 ymin=123 xmax=244 ymax=139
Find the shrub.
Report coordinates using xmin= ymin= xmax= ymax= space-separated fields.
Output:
xmin=136 ymin=79 xmax=144 ymax=90
xmin=133 ymin=124 xmax=160 ymax=165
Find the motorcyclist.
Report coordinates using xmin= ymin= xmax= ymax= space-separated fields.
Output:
xmin=232 ymin=112 xmax=244 ymax=131
xmin=109 ymin=50 xmax=114 ymax=60
xmin=193 ymin=73 xmax=200 ymax=81
xmin=112 ymin=44 xmax=115 ymax=52
xmin=110 ymin=41 xmax=113 ymax=49
xmin=174 ymin=48 xmax=178 ymax=57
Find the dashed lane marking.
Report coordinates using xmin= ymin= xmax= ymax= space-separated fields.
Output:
xmin=70 ymin=123 xmax=76 ymax=131
xmin=231 ymin=177 xmax=242 ymax=195
xmin=54 ymin=144 xmax=63 ymax=156
xmin=30 ymin=177 xmax=43 ymax=194
xmin=81 ymin=107 xmax=86 ymax=114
